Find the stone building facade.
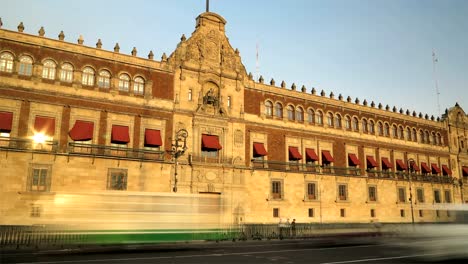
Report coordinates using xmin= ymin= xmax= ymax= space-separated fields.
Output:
xmin=0 ymin=12 xmax=467 ymax=227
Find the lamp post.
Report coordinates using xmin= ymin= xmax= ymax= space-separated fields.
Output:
xmin=170 ymin=129 xmax=188 ymax=193
xmin=408 ymin=158 xmax=415 ymax=225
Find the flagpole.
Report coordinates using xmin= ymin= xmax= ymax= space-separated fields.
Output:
xmin=432 ymin=49 xmax=441 ymax=116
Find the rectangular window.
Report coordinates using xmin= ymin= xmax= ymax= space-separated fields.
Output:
xmin=444 ymin=190 xmax=451 ymax=203
xmin=29 ymin=164 xmax=52 ymax=192
xmin=436 ymin=210 xmax=440 ymax=217
xmin=338 ymin=184 xmax=347 ymax=201
xmin=308 ymin=208 xmax=314 ymax=217
xmin=307 ymin=182 xmax=317 ymax=200
xmin=368 ymin=186 xmax=377 ymax=202
xmin=434 ymin=189 xmax=441 ymax=203
xmin=107 ymin=169 xmax=127 ymax=190
xmin=273 ymin=208 xmax=279 ymax=218
xmin=419 ymin=210 xmax=424 ymax=217
xmin=370 ymin=209 xmax=375 ymax=218
xmin=398 ymin=187 xmax=406 ymax=203
xmin=400 ymin=209 xmax=405 ymax=217
xmin=340 ymin=208 xmax=346 ymax=217
xmin=272 ymin=180 xmax=282 ymax=199
xmin=416 ymin=188 xmax=425 ymax=203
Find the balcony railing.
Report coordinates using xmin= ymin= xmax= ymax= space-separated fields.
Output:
xmin=68 ymin=142 xmax=164 ymax=161
xmin=0 ymin=137 xmax=58 ymax=153
xmin=252 ymin=160 xmax=361 ymax=176
xmin=190 ymin=155 xmax=233 ymax=164
xmin=366 ymin=169 xmax=454 ymax=183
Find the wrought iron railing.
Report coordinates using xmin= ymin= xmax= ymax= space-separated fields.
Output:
xmin=190 ymin=155 xmax=234 ymax=164
xmin=251 ymin=160 xmax=361 ymax=176
xmin=366 ymin=169 xmax=454 ymax=183
xmin=68 ymin=142 xmax=165 ymax=161
xmin=0 ymin=137 xmax=58 ymax=153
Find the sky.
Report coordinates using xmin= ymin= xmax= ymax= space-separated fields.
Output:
xmin=2 ymin=0 xmax=467 ymax=118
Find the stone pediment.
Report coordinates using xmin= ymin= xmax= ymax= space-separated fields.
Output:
xmin=168 ymin=12 xmax=246 ymax=77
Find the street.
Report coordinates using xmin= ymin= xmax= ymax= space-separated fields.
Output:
xmin=1 ymin=238 xmax=464 ymax=264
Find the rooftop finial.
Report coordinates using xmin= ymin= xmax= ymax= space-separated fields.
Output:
xmin=77 ymin=35 xmax=84 ymax=45
xmin=114 ymin=43 xmax=120 ymax=53
xmin=131 ymin=47 xmax=137 ymax=56
xmin=38 ymin=26 xmax=45 ymax=36
xmin=148 ymin=50 xmax=154 ymax=60
xmin=18 ymin=22 xmax=24 ymax=32
xmin=96 ymin=39 xmax=102 ymax=49
xmin=0 ymin=18 xmax=3 ymax=28
xmin=58 ymin=30 xmax=65 ymax=41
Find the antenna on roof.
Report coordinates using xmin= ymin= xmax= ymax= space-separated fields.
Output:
xmin=206 ymin=0 xmax=209 ymax=12
xmin=432 ymin=49 xmax=441 ymax=117
xmin=256 ymin=41 xmax=259 ymax=81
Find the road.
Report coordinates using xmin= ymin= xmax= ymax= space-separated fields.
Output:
xmin=1 ymin=238 xmax=463 ymax=264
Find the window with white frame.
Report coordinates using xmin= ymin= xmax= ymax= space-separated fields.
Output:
xmin=316 ymin=111 xmax=323 ymax=125
xmin=362 ymin=119 xmax=368 ymax=133
xmin=345 ymin=116 xmax=351 ymax=129
xmin=118 ymin=74 xmax=130 ymax=92
xmin=107 ymin=168 xmax=127 ymax=190
xmin=327 ymin=113 xmax=333 ymax=127
xmin=42 ymin=60 xmax=56 ymax=80
xmin=287 ymin=105 xmax=295 ymax=121
xmin=335 ymin=114 xmax=341 ymax=128
xmin=28 ymin=164 xmax=52 ymax=192
xmin=352 ymin=117 xmax=359 ymax=131
xmin=265 ymin=101 xmax=273 ymax=117
xmin=82 ymin=67 xmax=95 ymax=86
xmin=307 ymin=182 xmax=317 ymax=200
xmin=416 ymin=188 xmax=425 ymax=203
xmin=398 ymin=187 xmax=406 ymax=203
xmin=275 ymin=103 xmax=283 ymax=118
xmin=368 ymin=185 xmax=377 ymax=202
xmin=0 ymin=52 xmax=14 ymax=73
xmin=296 ymin=107 xmax=303 ymax=122
xmin=60 ymin=63 xmax=73 ymax=82
xmin=338 ymin=184 xmax=347 ymax=201
xmin=133 ymin=77 xmax=145 ymax=95
xmin=369 ymin=120 xmax=375 ymax=134
xmin=434 ymin=189 xmax=441 ymax=203
xmin=98 ymin=70 xmax=111 ymax=88
xmin=444 ymin=190 xmax=451 ymax=203
xmin=307 ymin=109 xmax=314 ymax=123
xmin=18 ymin=56 xmax=33 ymax=76
xmin=271 ymin=180 xmax=283 ymax=199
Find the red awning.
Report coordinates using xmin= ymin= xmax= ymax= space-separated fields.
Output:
xmin=145 ymin=129 xmax=162 ymax=147
xmin=366 ymin=156 xmax=378 ymax=168
xmin=410 ymin=162 xmax=420 ymax=172
xmin=69 ymin=120 xmax=94 ymax=141
xmin=305 ymin=148 xmax=319 ymax=161
xmin=111 ymin=125 xmax=130 ymax=144
xmin=0 ymin=111 xmax=13 ymax=132
xmin=348 ymin=153 xmax=360 ymax=166
xmin=421 ymin=162 xmax=431 ymax=173
xmin=322 ymin=150 xmax=334 ymax=163
xmin=289 ymin=146 xmax=302 ymax=160
xmin=202 ymin=134 xmax=222 ymax=150
xmin=441 ymin=165 xmax=452 ymax=176
xmin=431 ymin=163 xmax=441 ymax=174
xmin=253 ymin=142 xmax=268 ymax=157
xmin=463 ymin=166 xmax=468 ymax=176
xmin=34 ymin=116 xmax=55 ymax=137
xmin=396 ymin=159 xmax=407 ymax=171
xmin=381 ymin=157 xmax=392 ymax=169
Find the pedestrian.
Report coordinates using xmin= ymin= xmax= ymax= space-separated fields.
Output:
xmin=278 ymin=218 xmax=284 ymax=239
xmin=291 ymin=219 xmax=296 ymax=237
xmin=286 ymin=218 xmax=291 ymax=237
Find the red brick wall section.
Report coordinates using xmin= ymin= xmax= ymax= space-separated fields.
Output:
xmin=133 ymin=115 xmax=141 ymax=149
xmin=60 ymin=105 xmax=71 ymax=152
xmin=152 ymin=72 xmax=174 ymax=100
xmin=98 ymin=111 xmax=107 ymax=146
xmin=18 ymin=100 xmax=30 ymax=137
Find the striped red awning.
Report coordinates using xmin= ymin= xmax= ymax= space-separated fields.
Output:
xmin=253 ymin=142 xmax=268 ymax=157
xmin=144 ymin=129 xmax=162 ymax=147
xmin=410 ymin=161 xmax=420 ymax=172
xmin=305 ymin=148 xmax=319 ymax=161
xmin=431 ymin=163 xmax=441 ymax=174
xmin=0 ymin=111 xmax=13 ymax=132
xmin=289 ymin=146 xmax=302 ymax=160
xmin=421 ymin=162 xmax=431 ymax=173
xmin=322 ymin=150 xmax=334 ymax=163
xmin=366 ymin=156 xmax=378 ymax=168
xmin=69 ymin=120 xmax=94 ymax=141
xmin=396 ymin=159 xmax=407 ymax=171
xmin=202 ymin=134 xmax=222 ymax=150
xmin=381 ymin=157 xmax=392 ymax=169
xmin=348 ymin=153 xmax=360 ymax=166
xmin=111 ymin=125 xmax=130 ymax=144
xmin=34 ymin=116 xmax=55 ymax=137
xmin=441 ymin=165 xmax=452 ymax=176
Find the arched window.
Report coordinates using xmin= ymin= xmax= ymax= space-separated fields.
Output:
xmin=369 ymin=120 xmax=375 ymax=134
xmin=377 ymin=122 xmax=383 ymax=136
xmin=82 ymin=67 xmax=95 ymax=86
xmin=316 ymin=111 xmax=323 ymax=125
xmin=412 ymin=128 xmax=417 ymax=142
xmin=352 ymin=117 xmax=359 ymax=131
xmin=265 ymin=101 xmax=273 ymax=117
xmin=392 ymin=125 xmax=398 ymax=138
xmin=345 ymin=116 xmax=351 ymax=129
xmin=399 ymin=126 xmax=404 ymax=139
xmin=384 ymin=123 xmax=390 ymax=136
xmin=327 ymin=113 xmax=333 ymax=127
xmin=60 ymin=63 xmax=73 ymax=82
xmin=118 ymin=74 xmax=130 ymax=92
xmin=18 ymin=56 xmax=33 ymax=76
xmin=98 ymin=70 xmax=111 ymax=88
xmin=296 ymin=107 xmax=303 ymax=122
xmin=424 ymin=131 xmax=430 ymax=144
xmin=134 ymin=76 xmax=145 ymax=95
xmin=287 ymin=105 xmax=295 ymax=121
xmin=432 ymin=132 xmax=437 ymax=145
xmin=362 ymin=119 xmax=368 ymax=133
xmin=275 ymin=103 xmax=283 ymax=118
xmin=42 ymin=60 xmax=56 ymax=80
xmin=0 ymin=52 xmax=14 ymax=73
xmin=419 ymin=130 xmax=425 ymax=143
xmin=335 ymin=114 xmax=341 ymax=128
xmin=437 ymin=134 xmax=442 ymax=145
xmin=307 ymin=109 xmax=314 ymax=124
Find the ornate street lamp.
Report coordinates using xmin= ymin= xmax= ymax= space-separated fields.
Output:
xmin=407 ymin=158 xmax=415 ymax=225
xmin=169 ymin=129 xmax=188 ymax=193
